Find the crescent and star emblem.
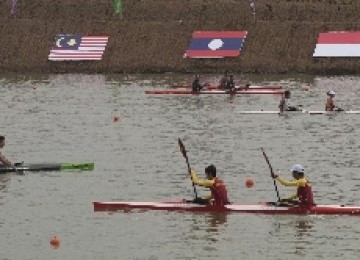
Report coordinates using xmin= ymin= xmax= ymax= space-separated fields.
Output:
xmin=56 ymin=37 xmax=64 ymax=47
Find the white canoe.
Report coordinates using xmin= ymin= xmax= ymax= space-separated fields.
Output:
xmin=238 ymin=110 xmax=360 ymax=115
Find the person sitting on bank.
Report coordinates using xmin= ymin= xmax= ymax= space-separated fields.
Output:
xmin=0 ymin=135 xmax=16 ymax=170
xmin=278 ymin=90 xmax=299 ymax=112
xmin=219 ymin=70 xmax=229 ymax=90
xmin=192 ymin=75 xmax=203 ymax=92
xmin=272 ymin=164 xmax=315 ymax=208
xmin=225 ymin=74 xmax=236 ymax=91
xmin=325 ymin=90 xmax=342 ymax=111
xmin=190 ymin=164 xmax=230 ymax=206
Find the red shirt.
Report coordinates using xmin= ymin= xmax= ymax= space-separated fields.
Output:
xmin=210 ymin=177 xmax=229 ymax=206
xmin=297 ymin=182 xmax=315 ymax=207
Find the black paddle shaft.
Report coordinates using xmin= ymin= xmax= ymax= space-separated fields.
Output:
xmin=261 ymin=147 xmax=281 ymax=202
xmin=178 ymin=138 xmax=198 ymax=199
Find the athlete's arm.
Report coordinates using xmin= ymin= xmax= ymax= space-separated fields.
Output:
xmin=276 ymin=176 xmax=300 ymax=187
xmin=190 ymin=171 xmax=214 ymax=188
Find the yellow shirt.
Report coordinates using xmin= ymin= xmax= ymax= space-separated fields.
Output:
xmin=276 ymin=176 xmax=308 ymax=200
xmin=190 ymin=170 xmax=215 ymax=200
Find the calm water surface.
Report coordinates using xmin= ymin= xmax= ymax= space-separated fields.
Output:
xmin=1 ymin=73 xmax=360 ymax=260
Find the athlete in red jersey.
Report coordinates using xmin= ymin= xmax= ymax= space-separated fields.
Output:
xmin=272 ymin=164 xmax=315 ymax=207
xmin=190 ymin=164 xmax=230 ymax=206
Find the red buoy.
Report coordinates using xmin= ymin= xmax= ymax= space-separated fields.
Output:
xmin=245 ymin=178 xmax=254 ymax=188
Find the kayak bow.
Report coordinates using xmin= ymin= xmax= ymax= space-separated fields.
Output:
xmin=93 ymin=200 xmax=360 ymax=215
xmin=0 ymin=162 xmax=94 ymax=173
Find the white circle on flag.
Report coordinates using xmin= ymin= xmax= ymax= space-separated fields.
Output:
xmin=208 ymin=39 xmax=224 ymax=50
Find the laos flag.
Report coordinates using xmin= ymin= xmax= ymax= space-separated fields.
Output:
xmin=313 ymin=31 xmax=360 ymax=57
xmin=184 ymin=31 xmax=247 ymax=58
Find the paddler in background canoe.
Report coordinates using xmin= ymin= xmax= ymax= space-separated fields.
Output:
xmin=278 ymin=90 xmax=300 ymax=112
xmin=190 ymin=164 xmax=230 ymax=206
xmin=218 ymin=70 xmax=229 ymax=90
xmin=325 ymin=90 xmax=343 ymax=111
xmin=0 ymin=135 xmax=17 ymax=171
xmin=225 ymin=74 xmax=236 ymax=91
xmin=191 ymin=74 xmax=203 ymax=92
xmin=272 ymin=164 xmax=315 ymax=207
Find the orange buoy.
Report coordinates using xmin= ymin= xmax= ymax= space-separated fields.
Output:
xmin=50 ymin=236 xmax=60 ymax=248
xmin=245 ymin=178 xmax=254 ymax=188
xmin=112 ymin=115 xmax=120 ymax=122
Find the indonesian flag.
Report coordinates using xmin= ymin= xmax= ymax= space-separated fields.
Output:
xmin=313 ymin=31 xmax=360 ymax=57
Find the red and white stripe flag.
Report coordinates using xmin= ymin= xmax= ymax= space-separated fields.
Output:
xmin=313 ymin=31 xmax=360 ymax=57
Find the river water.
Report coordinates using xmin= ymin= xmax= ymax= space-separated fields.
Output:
xmin=1 ymin=73 xmax=360 ymax=260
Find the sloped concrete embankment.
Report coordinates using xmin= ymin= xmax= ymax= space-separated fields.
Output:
xmin=0 ymin=0 xmax=360 ymax=74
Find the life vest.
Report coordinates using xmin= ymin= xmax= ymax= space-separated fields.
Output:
xmin=297 ymin=179 xmax=315 ymax=207
xmin=210 ymin=178 xmax=229 ymax=206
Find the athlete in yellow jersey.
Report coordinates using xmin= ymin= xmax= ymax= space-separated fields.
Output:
xmin=190 ymin=164 xmax=230 ymax=206
xmin=272 ymin=164 xmax=315 ymax=207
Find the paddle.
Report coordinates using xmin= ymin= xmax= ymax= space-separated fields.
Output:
xmin=260 ymin=148 xmax=281 ymax=202
xmin=178 ymin=138 xmax=198 ymax=199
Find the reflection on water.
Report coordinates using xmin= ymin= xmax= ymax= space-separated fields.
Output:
xmin=269 ymin=217 xmax=316 ymax=257
xmin=294 ymin=219 xmax=314 ymax=237
xmin=0 ymin=174 xmax=11 ymax=195
xmin=0 ymin=173 xmax=11 ymax=233
xmin=180 ymin=212 xmax=229 ymax=245
xmin=204 ymin=212 xmax=228 ymax=228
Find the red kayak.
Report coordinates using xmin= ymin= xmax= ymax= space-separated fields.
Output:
xmin=145 ymin=89 xmax=285 ymax=95
xmin=170 ymin=84 xmax=282 ymax=90
xmin=93 ymin=200 xmax=360 ymax=215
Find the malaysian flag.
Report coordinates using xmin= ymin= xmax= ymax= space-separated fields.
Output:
xmin=184 ymin=31 xmax=247 ymax=58
xmin=313 ymin=31 xmax=360 ymax=57
xmin=48 ymin=35 xmax=109 ymax=61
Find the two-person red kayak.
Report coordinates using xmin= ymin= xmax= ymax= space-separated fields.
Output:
xmin=93 ymin=141 xmax=360 ymax=216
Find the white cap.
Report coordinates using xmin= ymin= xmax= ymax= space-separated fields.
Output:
xmin=291 ymin=164 xmax=304 ymax=173
xmin=327 ymin=90 xmax=336 ymax=96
